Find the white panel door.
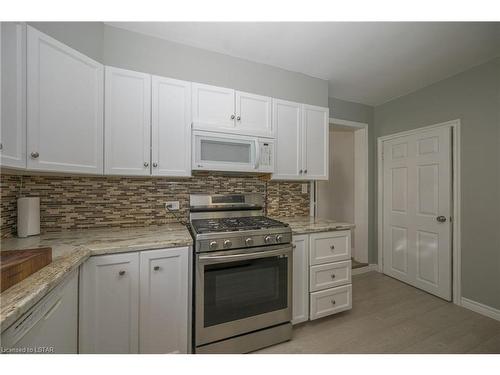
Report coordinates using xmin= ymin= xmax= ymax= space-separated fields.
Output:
xmin=152 ymin=76 xmax=191 ymax=177
xmin=105 ymin=66 xmax=151 ymax=175
xmin=292 ymin=235 xmax=309 ymax=324
xmin=235 ymin=91 xmax=273 ymax=137
xmin=139 ymin=247 xmax=189 ymax=354
xmin=382 ymin=126 xmax=452 ymax=300
xmin=27 ymin=26 xmax=103 ymax=174
xmin=272 ymin=99 xmax=302 ymax=180
xmin=192 ymin=83 xmax=235 ymax=131
xmin=303 ymin=104 xmax=329 ymax=180
xmin=80 ymin=252 xmax=140 ymax=353
xmin=1 ymin=22 xmax=26 ymax=169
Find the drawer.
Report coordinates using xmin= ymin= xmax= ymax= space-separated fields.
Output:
xmin=310 ymin=260 xmax=351 ymax=292
xmin=310 ymin=284 xmax=352 ymax=320
xmin=309 ymin=231 xmax=351 ymax=265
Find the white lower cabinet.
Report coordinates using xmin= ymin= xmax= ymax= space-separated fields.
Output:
xmin=79 ymin=246 xmax=190 ymax=354
xmin=292 ymin=230 xmax=353 ymax=323
xmin=139 ymin=247 xmax=189 ymax=354
xmin=79 ymin=252 xmax=140 ymax=354
xmin=292 ymin=235 xmax=309 ymax=325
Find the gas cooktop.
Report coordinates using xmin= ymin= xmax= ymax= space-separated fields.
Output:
xmin=191 ymin=216 xmax=288 ymax=234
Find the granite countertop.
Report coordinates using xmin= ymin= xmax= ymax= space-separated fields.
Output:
xmin=274 ymin=216 xmax=355 ymax=234
xmin=0 ymin=224 xmax=192 ymax=333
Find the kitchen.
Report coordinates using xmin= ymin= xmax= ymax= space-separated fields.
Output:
xmin=1 ymin=9 xmax=500 ymax=372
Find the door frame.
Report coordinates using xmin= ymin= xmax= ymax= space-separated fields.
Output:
xmin=312 ymin=117 xmax=369 ymax=264
xmin=377 ymin=119 xmax=462 ymax=304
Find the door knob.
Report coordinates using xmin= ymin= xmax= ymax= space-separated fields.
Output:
xmin=31 ymin=151 xmax=39 ymax=159
xmin=436 ymin=216 xmax=447 ymax=223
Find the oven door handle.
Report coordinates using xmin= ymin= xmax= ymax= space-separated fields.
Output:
xmin=198 ymin=246 xmax=291 ymax=264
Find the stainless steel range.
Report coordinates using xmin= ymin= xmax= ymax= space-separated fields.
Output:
xmin=189 ymin=193 xmax=293 ymax=354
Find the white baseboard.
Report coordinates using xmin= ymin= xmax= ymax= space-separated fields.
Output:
xmin=461 ymin=297 xmax=500 ymax=322
xmin=352 ymin=264 xmax=379 ymax=275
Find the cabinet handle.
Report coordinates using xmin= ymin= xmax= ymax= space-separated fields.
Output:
xmin=152 ymin=162 xmax=158 ymax=168
xmin=331 ymin=274 xmax=336 ymax=279
xmin=31 ymin=151 xmax=39 ymax=159
xmin=236 ymin=116 xmax=241 ymax=121
xmin=118 ymin=270 xmax=126 ymax=276
xmin=144 ymin=162 xmax=149 ymax=167
xmin=0 ymin=143 xmax=3 ymax=150
xmin=230 ymin=114 xmax=235 ymax=120
xmin=330 ymin=245 xmax=335 ymax=250
xmin=331 ymin=299 xmax=336 ymax=305
xmin=153 ymin=266 xmax=160 ymax=271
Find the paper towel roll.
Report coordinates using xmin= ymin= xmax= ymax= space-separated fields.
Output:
xmin=17 ymin=197 xmax=40 ymax=237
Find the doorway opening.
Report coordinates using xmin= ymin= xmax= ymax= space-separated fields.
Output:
xmin=314 ymin=118 xmax=369 ymax=270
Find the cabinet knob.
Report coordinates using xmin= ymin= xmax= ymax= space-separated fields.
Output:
xmin=330 ymin=245 xmax=335 ymax=250
xmin=304 ymin=169 xmax=308 ymax=174
xmin=331 ymin=299 xmax=336 ymax=305
xmin=118 ymin=270 xmax=126 ymax=276
xmin=31 ymin=151 xmax=39 ymax=159
xmin=299 ymin=169 xmax=303 ymax=174
xmin=230 ymin=114 xmax=235 ymax=120
xmin=292 ymin=244 xmax=297 ymax=249
xmin=153 ymin=266 xmax=160 ymax=271
xmin=331 ymin=274 xmax=336 ymax=279
xmin=144 ymin=162 xmax=149 ymax=167
xmin=152 ymin=162 xmax=158 ymax=168
xmin=0 ymin=143 xmax=3 ymax=151
xmin=236 ymin=116 xmax=241 ymax=121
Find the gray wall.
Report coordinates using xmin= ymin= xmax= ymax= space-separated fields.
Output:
xmin=329 ymin=97 xmax=377 ymax=263
xmin=102 ymin=25 xmax=328 ymax=107
xmin=374 ymin=57 xmax=500 ymax=309
xmin=28 ymin=22 xmax=104 ymax=63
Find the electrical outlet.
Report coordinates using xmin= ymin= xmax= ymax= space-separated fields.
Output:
xmin=301 ymin=183 xmax=308 ymax=194
xmin=165 ymin=201 xmax=180 ymax=211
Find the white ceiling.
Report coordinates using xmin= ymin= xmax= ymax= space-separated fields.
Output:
xmin=106 ymin=22 xmax=500 ymax=106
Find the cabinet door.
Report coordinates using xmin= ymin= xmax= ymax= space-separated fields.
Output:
xmin=152 ymin=76 xmax=191 ymax=177
xmin=105 ymin=66 xmax=151 ymax=175
xmin=309 ymin=230 xmax=351 ymax=266
xmin=310 ymin=284 xmax=352 ymax=320
xmin=272 ymin=99 xmax=302 ymax=180
xmin=192 ymin=82 xmax=235 ymax=131
xmin=26 ymin=26 xmax=103 ymax=174
xmin=303 ymin=104 xmax=329 ymax=180
xmin=139 ymin=247 xmax=189 ymax=354
xmin=235 ymin=91 xmax=272 ymax=137
xmin=1 ymin=22 xmax=26 ymax=169
xmin=80 ymin=252 xmax=140 ymax=354
xmin=292 ymin=235 xmax=309 ymax=324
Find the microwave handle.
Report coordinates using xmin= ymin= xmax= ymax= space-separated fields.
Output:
xmin=254 ymin=139 xmax=260 ymax=169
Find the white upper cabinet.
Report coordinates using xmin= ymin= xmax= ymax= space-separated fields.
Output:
xmin=303 ymin=104 xmax=329 ymax=180
xmin=105 ymin=66 xmax=151 ymax=176
xmin=272 ymin=101 xmax=328 ymax=180
xmin=235 ymin=91 xmax=273 ymax=137
xmin=272 ymin=99 xmax=302 ymax=179
xmin=192 ymin=83 xmax=274 ymax=138
xmin=152 ymin=76 xmax=191 ymax=177
xmin=26 ymin=26 xmax=104 ymax=174
xmin=0 ymin=22 xmax=26 ymax=169
xmin=139 ymin=247 xmax=189 ymax=354
xmin=192 ymin=83 xmax=235 ymax=131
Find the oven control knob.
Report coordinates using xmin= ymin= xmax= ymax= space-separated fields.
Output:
xmin=245 ymin=237 xmax=254 ymax=246
xmin=264 ymin=235 xmax=272 ymax=244
xmin=275 ymin=234 xmax=283 ymax=243
xmin=209 ymin=241 xmax=218 ymax=250
xmin=223 ymin=240 xmax=232 ymax=248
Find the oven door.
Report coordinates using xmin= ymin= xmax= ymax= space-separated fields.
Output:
xmin=195 ymin=245 xmax=292 ymax=346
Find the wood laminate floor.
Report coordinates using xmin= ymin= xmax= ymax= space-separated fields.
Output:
xmin=256 ymin=271 xmax=500 ymax=354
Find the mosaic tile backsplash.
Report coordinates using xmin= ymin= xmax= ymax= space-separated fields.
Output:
xmin=0 ymin=172 xmax=310 ymax=238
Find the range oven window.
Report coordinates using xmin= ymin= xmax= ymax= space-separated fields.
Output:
xmin=203 ymin=256 xmax=288 ymax=327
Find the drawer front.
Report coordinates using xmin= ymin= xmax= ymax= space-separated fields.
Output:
xmin=310 ymin=284 xmax=352 ymax=320
xmin=309 ymin=231 xmax=351 ymax=265
xmin=310 ymin=260 xmax=351 ymax=292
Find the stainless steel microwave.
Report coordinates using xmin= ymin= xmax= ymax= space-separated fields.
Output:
xmin=192 ymin=130 xmax=274 ymax=173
